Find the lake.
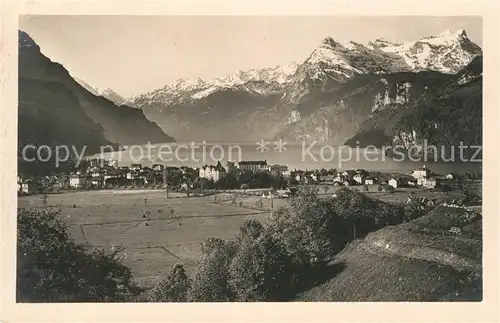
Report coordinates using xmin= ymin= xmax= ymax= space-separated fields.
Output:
xmin=92 ymin=142 xmax=482 ymax=175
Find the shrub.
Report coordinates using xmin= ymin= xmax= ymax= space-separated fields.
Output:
xmin=17 ymin=207 xmax=140 ymax=302
xmin=149 ymin=264 xmax=190 ymax=302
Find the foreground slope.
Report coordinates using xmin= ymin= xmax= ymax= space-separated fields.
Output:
xmin=297 ymin=206 xmax=482 ymax=301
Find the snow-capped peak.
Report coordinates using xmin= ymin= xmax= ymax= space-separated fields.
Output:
xmin=279 ymin=62 xmax=300 ymax=75
xmin=170 ymin=77 xmax=206 ymax=91
xmin=368 ymin=38 xmax=402 ymax=49
xmin=75 ymin=78 xmax=127 ymax=105
xmin=132 ymin=29 xmax=481 ymax=107
xmin=279 ymin=29 xmax=481 ymax=104
xmin=303 ymin=29 xmax=481 ymax=79
xmin=131 ymin=62 xmax=299 ymax=106
xmin=436 ymin=28 xmax=466 ymax=38
xmin=417 ymin=28 xmax=470 ymax=47
xmin=320 ymin=36 xmax=345 ymax=50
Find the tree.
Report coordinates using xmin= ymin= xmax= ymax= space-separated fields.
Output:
xmin=265 ymin=186 xmax=340 ymax=268
xmin=330 ymin=188 xmax=364 ymax=240
xmin=330 ymin=187 xmax=385 ymax=240
xmin=330 ymin=188 xmax=402 ymax=240
xmin=17 ymin=207 xmax=140 ymax=302
xmin=149 ymin=264 xmax=190 ymax=302
xmin=229 ymin=221 xmax=291 ymax=301
xmin=457 ymin=175 xmax=469 ymax=197
xmin=188 ymin=238 xmax=238 ymax=302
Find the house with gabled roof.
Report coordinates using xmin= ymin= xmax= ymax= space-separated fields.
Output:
xmin=423 ymin=177 xmax=439 ymax=189
xmin=353 ymin=173 xmax=366 ymax=185
xmin=412 ymin=165 xmax=431 ymax=180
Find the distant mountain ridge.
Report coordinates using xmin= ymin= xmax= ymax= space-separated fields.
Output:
xmin=18 ymin=30 xmax=175 ymax=155
xmin=130 ymin=29 xmax=482 ymax=143
xmin=75 ymin=78 xmax=128 ymax=106
xmin=131 ymin=62 xmax=299 ymax=108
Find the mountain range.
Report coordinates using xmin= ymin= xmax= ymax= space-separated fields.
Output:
xmin=129 ymin=29 xmax=482 ymax=145
xmin=18 ymin=30 xmax=174 ymax=167
xmin=18 ymin=28 xmax=482 ymax=168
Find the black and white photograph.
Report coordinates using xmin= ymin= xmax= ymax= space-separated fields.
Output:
xmin=4 ymin=11 xmax=494 ymax=310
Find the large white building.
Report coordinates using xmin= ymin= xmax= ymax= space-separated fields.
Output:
xmin=236 ymin=160 xmax=268 ymax=172
xmin=199 ymin=162 xmax=226 ymax=182
xmin=267 ymin=164 xmax=288 ymax=174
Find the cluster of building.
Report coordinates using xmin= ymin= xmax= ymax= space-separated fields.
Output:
xmin=17 ymin=159 xmax=295 ymax=194
xmin=317 ymin=165 xmax=457 ymax=191
xmin=326 ymin=169 xmax=374 ymax=186
xmin=198 ymin=160 xmax=292 ymax=180
xmin=389 ymin=166 xmax=454 ymax=189
xmin=17 ymin=156 xmax=462 ymax=196
xmin=17 ymin=158 xmax=194 ymax=194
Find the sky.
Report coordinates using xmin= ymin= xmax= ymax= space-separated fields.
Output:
xmin=20 ymin=16 xmax=482 ymax=97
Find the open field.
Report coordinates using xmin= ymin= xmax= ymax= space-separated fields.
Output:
xmin=18 ymin=190 xmax=271 ymax=287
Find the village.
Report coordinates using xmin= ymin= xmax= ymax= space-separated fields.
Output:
xmin=17 ymin=158 xmax=481 ymax=202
